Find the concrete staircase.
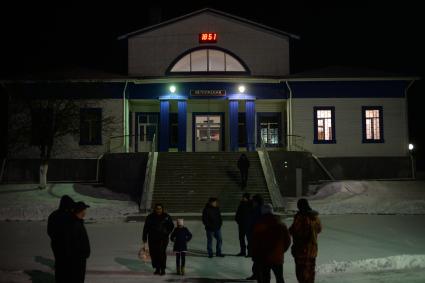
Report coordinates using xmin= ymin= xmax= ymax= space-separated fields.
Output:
xmin=152 ymin=152 xmax=271 ymax=213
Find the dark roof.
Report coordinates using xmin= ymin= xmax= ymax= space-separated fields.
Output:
xmin=117 ymin=8 xmax=299 ymax=40
xmin=0 ymin=66 xmax=127 ymax=81
xmin=288 ymin=66 xmax=419 ymax=80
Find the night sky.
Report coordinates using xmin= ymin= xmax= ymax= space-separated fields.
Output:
xmin=1 ymin=1 xmax=424 ymax=168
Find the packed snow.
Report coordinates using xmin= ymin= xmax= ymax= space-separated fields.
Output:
xmin=1 ymin=180 xmax=425 ymax=282
xmin=0 ymin=183 xmax=139 ymax=221
xmin=284 ymin=180 xmax=425 ymax=215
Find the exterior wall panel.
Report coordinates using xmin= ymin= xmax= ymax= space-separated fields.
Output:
xmin=292 ymin=98 xmax=408 ymax=157
xmin=128 ymin=13 xmax=290 ymax=76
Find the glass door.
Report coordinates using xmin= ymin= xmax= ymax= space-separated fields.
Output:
xmin=138 ymin=114 xmax=158 ymax=152
xmin=195 ymin=115 xmax=221 ymax=152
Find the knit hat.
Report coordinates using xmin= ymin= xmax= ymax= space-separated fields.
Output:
xmin=297 ymin=198 xmax=312 ymax=213
xmin=177 ymin=218 xmax=184 ymax=226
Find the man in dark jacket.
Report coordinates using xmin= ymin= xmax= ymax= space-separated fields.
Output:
xmin=142 ymin=203 xmax=174 ymax=275
xmin=47 ymin=195 xmax=75 ymax=283
xmin=246 ymin=194 xmax=265 ymax=280
xmin=69 ymin=201 xmax=91 ymax=283
xmin=289 ymin=198 xmax=322 ymax=283
xmin=235 ymin=193 xmax=252 ymax=256
xmin=252 ymin=204 xmax=291 ymax=283
xmin=237 ymin=153 xmax=250 ymax=189
xmin=202 ymin=197 xmax=224 ymax=258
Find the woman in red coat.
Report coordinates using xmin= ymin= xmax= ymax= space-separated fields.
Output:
xmin=252 ymin=204 xmax=291 ymax=283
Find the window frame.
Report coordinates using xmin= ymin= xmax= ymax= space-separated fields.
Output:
xmin=313 ymin=106 xmax=336 ymax=144
xmin=362 ymin=106 xmax=384 ymax=143
xmin=166 ymin=46 xmax=250 ymax=75
xmin=79 ymin=108 xmax=102 ymax=145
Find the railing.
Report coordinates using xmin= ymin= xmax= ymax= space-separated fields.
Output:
xmin=285 ymin=134 xmax=334 ymax=180
xmin=106 ymin=134 xmax=156 ymax=153
xmin=258 ymin=137 xmax=285 ymax=210
xmin=139 ymin=134 xmax=157 ymax=212
xmin=286 ymin=134 xmax=307 ymax=152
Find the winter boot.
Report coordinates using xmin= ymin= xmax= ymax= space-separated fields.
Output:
xmin=181 ymin=266 xmax=185 ymax=275
xmin=176 ymin=266 xmax=181 ymax=275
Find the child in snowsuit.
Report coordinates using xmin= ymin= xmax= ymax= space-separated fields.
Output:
xmin=170 ymin=218 xmax=192 ymax=275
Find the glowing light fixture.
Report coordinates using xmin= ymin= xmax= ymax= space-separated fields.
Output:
xmin=169 ymin=85 xmax=176 ymax=93
xmin=238 ymin=85 xmax=246 ymax=93
xmin=409 ymin=143 xmax=414 ymax=151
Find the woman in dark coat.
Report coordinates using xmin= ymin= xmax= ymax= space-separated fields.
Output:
xmin=170 ymin=218 xmax=192 ymax=275
xmin=142 ymin=203 xmax=174 ymax=275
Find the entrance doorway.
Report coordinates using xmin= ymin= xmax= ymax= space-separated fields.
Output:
xmin=194 ymin=114 xmax=222 ymax=152
xmin=137 ymin=113 xmax=158 ymax=152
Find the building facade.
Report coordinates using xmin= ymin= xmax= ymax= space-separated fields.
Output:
xmin=4 ymin=8 xmax=415 ymax=161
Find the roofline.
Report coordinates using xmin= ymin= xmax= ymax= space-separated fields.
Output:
xmin=282 ymin=76 xmax=420 ymax=82
xmin=117 ymin=8 xmax=300 ymax=40
xmin=1 ymin=76 xmax=419 ymax=84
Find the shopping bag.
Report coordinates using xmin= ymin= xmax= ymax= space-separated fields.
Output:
xmin=138 ymin=243 xmax=151 ymax=262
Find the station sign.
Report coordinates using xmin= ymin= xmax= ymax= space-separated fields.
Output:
xmin=190 ymin=90 xmax=226 ymax=96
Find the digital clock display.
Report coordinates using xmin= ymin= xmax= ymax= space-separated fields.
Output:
xmin=199 ymin=33 xmax=217 ymax=43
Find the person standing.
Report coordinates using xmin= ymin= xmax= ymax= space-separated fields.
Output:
xmin=142 ymin=203 xmax=174 ymax=275
xmin=47 ymin=195 xmax=75 ymax=283
xmin=235 ymin=193 xmax=252 ymax=256
xmin=170 ymin=218 xmax=192 ymax=275
xmin=289 ymin=199 xmax=322 ymax=283
xmin=252 ymin=204 xmax=291 ymax=283
xmin=69 ymin=201 xmax=91 ymax=283
xmin=237 ymin=153 xmax=250 ymax=189
xmin=246 ymin=193 xmax=265 ymax=280
xmin=202 ymin=197 xmax=224 ymax=258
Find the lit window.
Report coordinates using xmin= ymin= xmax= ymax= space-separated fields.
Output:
xmin=170 ymin=48 xmax=247 ymax=73
xmin=362 ymin=107 xmax=384 ymax=143
xmin=314 ymin=107 xmax=336 ymax=143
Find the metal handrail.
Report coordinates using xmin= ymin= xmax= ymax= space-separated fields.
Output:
xmin=259 ymin=137 xmax=284 ymax=209
xmin=140 ymin=133 xmax=156 ymax=212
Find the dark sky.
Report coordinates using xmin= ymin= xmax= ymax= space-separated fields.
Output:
xmin=1 ymin=1 xmax=424 ymax=167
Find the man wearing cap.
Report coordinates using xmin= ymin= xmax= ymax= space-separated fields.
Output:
xmin=69 ymin=201 xmax=91 ymax=283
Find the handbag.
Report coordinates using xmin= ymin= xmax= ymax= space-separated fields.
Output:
xmin=138 ymin=243 xmax=151 ymax=262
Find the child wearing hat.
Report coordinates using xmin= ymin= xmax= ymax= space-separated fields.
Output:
xmin=170 ymin=218 xmax=192 ymax=275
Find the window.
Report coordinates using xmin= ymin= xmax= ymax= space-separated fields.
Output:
xmin=238 ymin=113 xmax=246 ymax=147
xmin=31 ymin=108 xmax=53 ymax=146
xmin=314 ymin=107 xmax=336 ymax=144
xmin=169 ymin=48 xmax=247 ymax=73
xmin=80 ymin=108 xmax=102 ymax=145
xmin=362 ymin=106 xmax=384 ymax=143
xmin=258 ymin=113 xmax=281 ymax=146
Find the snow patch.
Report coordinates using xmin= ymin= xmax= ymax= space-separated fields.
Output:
xmin=318 ymin=254 xmax=425 ymax=274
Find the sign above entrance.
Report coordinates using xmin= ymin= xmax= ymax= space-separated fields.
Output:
xmin=199 ymin=33 xmax=217 ymax=43
xmin=190 ymin=90 xmax=226 ymax=97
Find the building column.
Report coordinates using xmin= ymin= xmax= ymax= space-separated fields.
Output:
xmin=229 ymin=100 xmax=239 ymax=152
xmin=246 ymin=100 xmax=256 ymax=151
xmin=159 ymin=100 xmax=170 ymax=152
xmin=177 ymin=100 xmax=187 ymax=152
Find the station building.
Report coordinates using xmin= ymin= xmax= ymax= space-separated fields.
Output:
xmin=2 ymin=8 xmax=417 ymax=190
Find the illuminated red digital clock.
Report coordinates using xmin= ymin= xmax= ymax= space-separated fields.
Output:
xmin=199 ymin=33 xmax=217 ymax=43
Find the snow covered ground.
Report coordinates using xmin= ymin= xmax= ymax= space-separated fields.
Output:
xmin=0 ymin=180 xmax=425 ymax=282
xmin=285 ymin=180 xmax=425 ymax=215
xmin=0 ymin=183 xmax=139 ymax=221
